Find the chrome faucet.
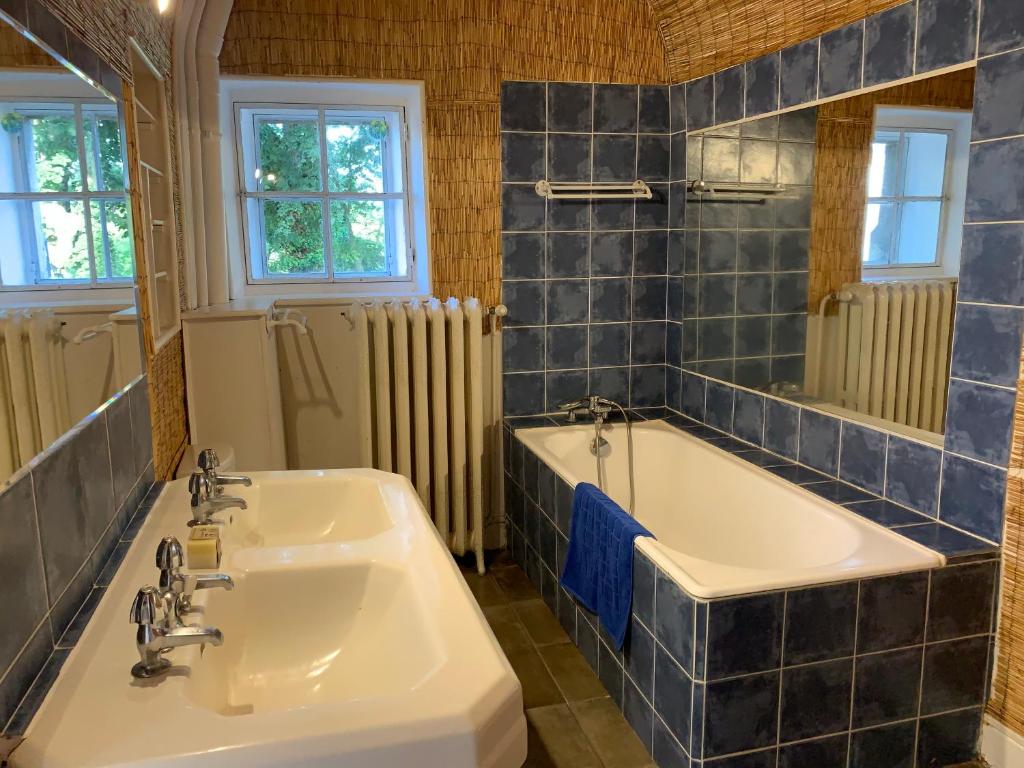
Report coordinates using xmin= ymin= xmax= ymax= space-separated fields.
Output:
xmin=557 ymin=394 xmax=615 ymax=423
xmin=129 ymin=586 xmax=224 ymax=679
xmin=156 ymin=536 xmax=234 ymax=623
xmin=197 ymin=448 xmax=251 ymax=497
xmin=190 ymin=491 xmax=247 ymax=526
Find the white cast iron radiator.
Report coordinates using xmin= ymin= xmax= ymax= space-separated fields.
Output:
xmin=830 ymin=280 xmax=956 ymax=433
xmin=0 ymin=310 xmax=70 ymax=478
xmin=350 ymin=298 xmax=487 ymax=573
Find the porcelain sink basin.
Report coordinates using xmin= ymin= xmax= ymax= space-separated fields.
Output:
xmin=186 ymin=561 xmax=443 ymax=715
xmin=12 ymin=469 xmax=526 ymax=768
xmin=227 ymin=473 xmax=396 ymax=547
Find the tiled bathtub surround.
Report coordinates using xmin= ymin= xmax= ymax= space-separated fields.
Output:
xmin=504 ymin=420 xmax=998 ymax=767
xmin=0 ymin=376 xmax=156 ymax=741
xmin=501 ymin=81 xmax=673 ymax=415
xmin=676 ymin=110 xmax=817 ymax=387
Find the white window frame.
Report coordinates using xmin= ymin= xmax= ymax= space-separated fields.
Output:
xmin=862 ymin=106 xmax=971 ymax=281
xmin=221 ymin=77 xmax=431 ymax=299
xmin=0 ymin=97 xmax=131 ymax=291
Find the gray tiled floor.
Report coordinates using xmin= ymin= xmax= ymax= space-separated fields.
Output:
xmin=460 ymin=556 xmax=654 ymax=768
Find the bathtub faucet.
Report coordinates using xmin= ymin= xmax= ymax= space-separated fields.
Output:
xmin=557 ymin=395 xmax=615 ymax=423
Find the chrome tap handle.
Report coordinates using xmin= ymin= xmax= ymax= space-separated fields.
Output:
xmin=155 ymin=537 xmax=184 ymax=573
xmin=198 ymin=448 xmax=220 ymax=472
xmin=188 ymin=471 xmax=211 ymax=500
xmin=129 ymin=586 xmax=160 ymax=626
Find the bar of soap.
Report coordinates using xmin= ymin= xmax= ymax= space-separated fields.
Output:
xmin=187 ymin=525 xmax=222 ymax=569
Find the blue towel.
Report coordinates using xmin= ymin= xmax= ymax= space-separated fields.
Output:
xmin=560 ymin=482 xmax=653 ymax=650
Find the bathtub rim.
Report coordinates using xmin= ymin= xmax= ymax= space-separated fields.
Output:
xmin=513 ymin=418 xmax=946 ymax=599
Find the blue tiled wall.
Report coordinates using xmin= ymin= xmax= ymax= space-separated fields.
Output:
xmin=659 ymin=0 xmax=1024 ymax=546
xmin=674 ymin=111 xmax=817 ymax=387
xmin=505 ymin=421 xmax=998 ymax=768
xmin=500 ymin=81 xmax=673 ymax=415
xmin=0 ymin=376 xmax=156 ymax=739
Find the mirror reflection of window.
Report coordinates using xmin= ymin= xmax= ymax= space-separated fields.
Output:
xmin=861 ymin=107 xmax=971 ymax=281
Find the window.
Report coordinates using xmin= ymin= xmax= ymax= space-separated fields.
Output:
xmin=862 ymin=107 xmax=971 ymax=279
xmin=236 ymin=104 xmax=412 ymax=284
xmin=0 ymin=99 xmax=132 ymax=288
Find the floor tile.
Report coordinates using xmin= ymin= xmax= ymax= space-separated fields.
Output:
xmin=509 ymin=648 xmax=566 ymax=709
xmin=571 ymin=697 xmax=653 ymax=768
xmin=540 ymin=643 xmax=607 ymax=701
xmin=484 ymin=605 xmax=534 ymax=654
xmin=527 ymin=704 xmax=604 ymax=767
xmin=515 ymin=599 xmax=571 ymax=646
xmin=494 ymin=564 xmax=542 ymax=601
xmin=464 ymin=571 xmax=508 ymax=607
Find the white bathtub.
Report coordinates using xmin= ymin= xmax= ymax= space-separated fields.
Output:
xmin=516 ymin=419 xmax=943 ymax=598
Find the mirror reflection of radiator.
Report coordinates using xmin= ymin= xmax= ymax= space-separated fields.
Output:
xmin=0 ymin=310 xmax=71 ymax=478
xmin=814 ymin=281 xmax=956 ymax=433
xmin=350 ymin=298 xmax=487 ymax=573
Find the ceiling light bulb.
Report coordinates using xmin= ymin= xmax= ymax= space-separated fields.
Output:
xmin=156 ymin=0 xmax=171 ymax=14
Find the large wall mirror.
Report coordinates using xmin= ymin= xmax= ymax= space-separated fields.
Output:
xmin=0 ymin=17 xmax=143 ymax=481
xmin=685 ymin=67 xmax=973 ymax=444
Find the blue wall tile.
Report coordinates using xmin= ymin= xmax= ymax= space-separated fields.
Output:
xmin=546 ymin=232 xmax=588 ymax=278
xmin=705 ymin=592 xmax=783 ymax=679
xmin=921 ymin=636 xmax=988 ymax=713
xmin=502 ymin=233 xmax=544 ymax=280
xmin=639 ymin=86 xmax=670 ymax=134
xmin=548 ymin=133 xmax=591 ymax=182
xmin=652 ymin=716 xmax=689 ymax=768
xmin=504 ymin=372 xmax=545 ymax=416
xmin=852 ymin=647 xmax=923 ymax=728
xmin=745 ymin=53 xmax=780 ymax=117
xmin=590 ymin=323 xmax=630 ymax=367
xmin=669 ymin=84 xmax=686 ymax=134
xmin=594 ymin=84 xmax=638 ymax=133
xmin=591 ymin=278 xmax=631 ymax=323
xmin=885 ymin=436 xmax=942 ymax=517
xmin=851 ymin=722 xmax=917 ymax=768
xmin=939 ymin=453 xmax=1007 ymax=542
xmin=917 ymin=708 xmax=982 ymax=767
xmin=959 ymin=224 xmax=1024 ymax=306
xmin=546 ymin=325 xmax=588 ymax=370
xmin=798 ymin=409 xmax=840 ymax=475
xmin=682 ymin=371 xmax=707 ymax=420
xmin=819 ymin=22 xmax=864 ymax=98
xmin=780 ymin=735 xmax=848 ymax=768
xmin=686 ymin=75 xmax=714 ymax=132
xmin=546 ymin=280 xmax=590 ymax=324
xmin=858 ymin=572 xmax=928 ymax=653
xmin=548 ymin=198 xmax=590 ymax=231
xmin=547 ymin=82 xmax=592 ymax=132
xmin=978 ymin=0 xmax=1024 ymax=55
xmin=949 ymin=303 xmax=1024 ymax=388
xmin=503 ymin=327 xmax=545 ymax=372
xmin=703 ymin=671 xmax=780 ymax=756
xmin=653 ymin=644 xmax=693 ymax=748
xmin=501 ymin=132 xmax=544 ymax=182
xmin=632 ymin=277 xmax=667 ymax=320
xmin=591 ymin=367 xmax=630 ymax=404
xmin=917 ymin=0 xmax=978 ymax=71
xmin=502 ymin=280 xmax=545 ymax=326
xmin=624 ymin=679 xmax=654 ymax=752
xmin=779 ymin=659 xmax=853 ymax=742
xmin=714 ymin=65 xmax=744 ymax=125
xmin=594 ymin=135 xmax=637 ymax=182
xmin=928 ymin=561 xmax=998 ymax=641
xmin=500 ymin=81 xmax=545 ymax=131
xmin=839 ymin=422 xmax=887 ymax=495
xmin=966 ymin=138 xmax=1024 ymax=222
xmin=781 ymin=39 xmax=819 ymax=108
xmin=634 ymin=231 xmax=668 ymax=275
xmin=630 ymin=365 xmax=666 ymax=408
xmin=501 ymin=184 xmax=545 ymax=231
xmin=631 ymin=322 xmax=667 ymax=365
xmin=785 ymin=582 xmax=858 ymax=665
xmin=705 ymin=381 xmax=735 ymax=432
xmin=975 ymin=49 xmax=1024 ymax=142
xmin=591 ymin=232 xmax=633 ymax=277
xmin=764 ymin=398 xmax=799 ymax=459
xmin=732 ymin=390 xmax=765 ymax=445
xmin=944 ymin=378 xmax=1016 ymax=466
xmin=863 ymin=3 xmax=914 ymax=86
xmin=546 ymin=370 xmax=588 ymax=412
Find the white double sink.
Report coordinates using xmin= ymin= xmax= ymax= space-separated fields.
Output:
xmin=14 ymin=470 xmax=526 ymax=768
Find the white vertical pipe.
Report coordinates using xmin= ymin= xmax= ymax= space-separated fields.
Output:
xmin=371 ymin=302 xmax=393 ymax=471
xmin=407 ymin=301 xmax=431 ymax=511
xmin=464 ymin=299 xmax=485 ymax=574
xmin=427 ymin=299 xmax=449 ymax=538
xmin=446 ymin=298 xmax=467 ymax=556
xmin=6 ymin=315 xmax=37 ymax=465
xmin=0 ymin=317 xmax=16 ymax=480
xmin=388 ymin=301 xmax=412 ymax=479
xmin=27 ymin=314 xmax=59 ymax=448
xmin=351 ymin=304 xmax=374 ymax=467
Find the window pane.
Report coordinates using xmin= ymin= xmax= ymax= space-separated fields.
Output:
xmin=903 ymin=131 xmax=948 ymax=197
xmin=35 ymin=199 xmax=90 ymax=280
xmin=326 ymin=118 xmax=386 ymax=193
xmin=262 ymin=199 xmax=325 ymax=275
xmin=329 ymin=199 xmax=392 ymax=275
xmin=23 ymin=113 xmax=82 ymax=193
xmin=0 ymin=200 xmax=30 ymax=284
xmin=90 ymin=199 xmax=133 ymax=280
xmin=863 ymin=201 xmax=898 ymax=265
xmin=256 ymin=117 xmax=321 ymax=192
xmin=867 ymin=130 xmax=900 ymax=197
xmin=84 ymin=114 xmax=125 ymax=191
xmin=896 ymin=200 xmax=941 ymax=265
